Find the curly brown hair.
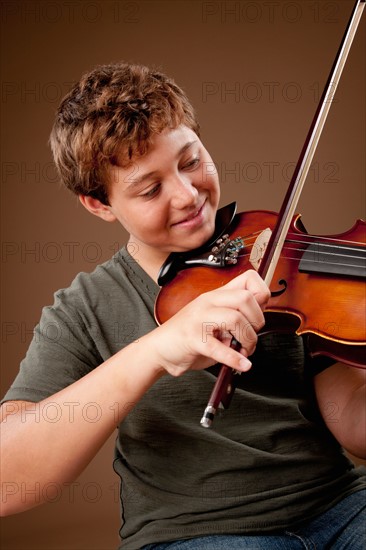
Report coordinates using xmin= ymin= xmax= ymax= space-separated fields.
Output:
xmin=49 ymin=62 xmax=200 ymax=205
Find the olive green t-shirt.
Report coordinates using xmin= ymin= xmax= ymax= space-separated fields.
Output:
xmin=2 ymin=248 xmax=365 ymax=549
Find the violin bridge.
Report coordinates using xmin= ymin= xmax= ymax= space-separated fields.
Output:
xmin=250 ymin=228 xmax=272 ymax=271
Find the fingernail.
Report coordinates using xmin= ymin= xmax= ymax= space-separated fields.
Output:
xmin=239 ymin=357 xmax=252 ymax=370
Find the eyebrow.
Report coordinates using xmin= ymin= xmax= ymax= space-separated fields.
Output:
xmin=124 ymin=140 xmax=198 ymax=188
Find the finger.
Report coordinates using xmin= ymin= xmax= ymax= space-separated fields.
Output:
xmin=212 ymin=323 xmax=257 ymax=357
xmin=202 ymin=335 xmax=252 ymax=372
xmin=203 ymin=290 xmax=266 ymax=333
xmin=224 ymin=269 xmax=271 ymax=308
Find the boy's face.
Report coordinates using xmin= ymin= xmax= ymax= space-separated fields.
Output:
xmin=107 ymin=125 xmax=220 ymax=266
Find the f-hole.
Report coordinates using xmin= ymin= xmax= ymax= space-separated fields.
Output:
xmin=271 ymin=279 xmax=287 ymax=298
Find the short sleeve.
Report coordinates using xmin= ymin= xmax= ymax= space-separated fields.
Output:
xmin=1 ymin=289 xmax=102 ymax=404
xmin=1 ymin=249 xmax=159 ymax=405
xmin=302 ymin=334 xmax=337 ymax=377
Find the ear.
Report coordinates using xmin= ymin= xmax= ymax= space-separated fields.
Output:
xmin=79 ymin=195 xmax=117 ymax=223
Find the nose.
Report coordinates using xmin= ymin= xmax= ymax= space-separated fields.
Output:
xmin=170 ymin=173 xmax=199 ymax=209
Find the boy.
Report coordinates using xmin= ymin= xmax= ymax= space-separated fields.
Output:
xmin=1 ymin=62 xmax=365 ymax=549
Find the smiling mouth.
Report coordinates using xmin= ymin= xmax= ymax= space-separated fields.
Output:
xmin=172 ymin=201 xmax=206 ymax=226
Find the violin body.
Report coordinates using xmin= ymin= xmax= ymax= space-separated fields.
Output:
xmin=155 ymin=210 xmax=366 ymax=368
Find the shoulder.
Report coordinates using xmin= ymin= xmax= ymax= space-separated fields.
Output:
xmin=28 ymin=250 xmax=134 ymax=348
xmin=58 ymin=247 xmax=157 ymax=304
xmin=48 ymin=248 xmax=143 ymax=313
xmin=36 ymin=248 xmax=158 ymax=352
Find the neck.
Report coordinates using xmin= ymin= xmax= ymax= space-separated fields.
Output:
xmin=139 ymin=257 xmax=166 ymax=283
xmin=127 ymin=238 xmax=168 ymax=283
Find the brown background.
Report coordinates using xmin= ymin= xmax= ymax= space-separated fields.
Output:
xmin=1 ymin=1 xmax=365 ymax=548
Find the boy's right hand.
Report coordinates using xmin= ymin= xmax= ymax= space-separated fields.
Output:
xmin=150 ymin=269 xmax=271 ymax=377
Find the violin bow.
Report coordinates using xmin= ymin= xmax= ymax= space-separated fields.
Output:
xmin=200 ymin=0 xmax=366 ymax=428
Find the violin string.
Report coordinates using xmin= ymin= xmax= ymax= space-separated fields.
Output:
xmin=228 ymin=233 xmax=365 ymax=269
xmin=286 ymin=231 xmax=365 ymax=247
xmin=234 ymin=250 xmax=364 ymax=271
xmin=285 ymin=237 xmax=366 ymax=254
xmin=238 ymin=230 xmax=364 ymax=250
xmin=235 ymin=233 xmax=366 ymax=261
xmin=248 ymin=242 xmax=365 ymax=262
xmin=236 ymin=247 xmax=364 ymax=270
xmin=236 ymin=229 xmax=365 ymax=250
xmin=218 ymin=229 xmax=365 ymax=272
xmin=236 ymin=250 xmax=364 ymax=271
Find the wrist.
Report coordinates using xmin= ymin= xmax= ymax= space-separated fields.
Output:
xmin=113 ymin=330 xmax=167 ymax=389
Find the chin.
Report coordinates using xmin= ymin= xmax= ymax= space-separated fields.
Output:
xmin=182 ymin=229 xmax=215 ymax=252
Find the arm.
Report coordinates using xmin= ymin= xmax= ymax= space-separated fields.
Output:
xmin=0 ymin=270 xmax=270 ymax=516
xmin=314 ymin=362 xmax=366 ymax=459
xmin=0 ymin=337 xmax=164 ymax=517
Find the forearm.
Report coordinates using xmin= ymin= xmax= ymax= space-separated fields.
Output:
xmin=315 ymin=363 xmax=366 ymax=459
xmin=337 ymin=381 xmax=366 ymax=458
xmin=0 ymin=332 xmax=164 ymax=515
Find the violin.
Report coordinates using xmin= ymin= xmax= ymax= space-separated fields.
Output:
xmin=155 ymin=0 xmax=366 ymax=427
xmin=155 ymin=203 xmax=365 ymax=365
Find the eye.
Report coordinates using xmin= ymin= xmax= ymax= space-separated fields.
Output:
xmin=183 ymin=156 xmax=200 ymax=170
xmin=140 ymin=183 xmax=161 ymax=199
